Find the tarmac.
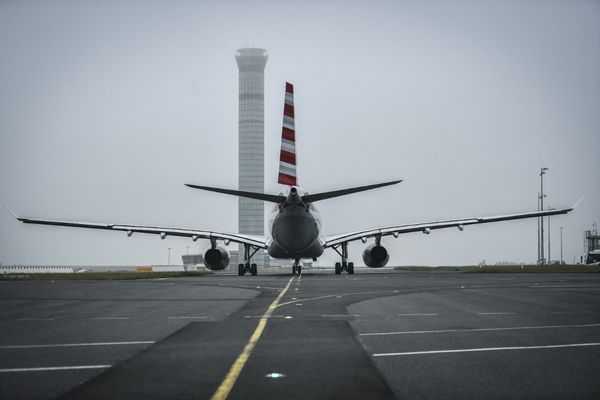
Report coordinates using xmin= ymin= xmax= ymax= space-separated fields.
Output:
xmin=1 ymin=269 xmax=599 ymax=399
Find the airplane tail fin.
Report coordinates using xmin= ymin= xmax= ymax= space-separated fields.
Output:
xmin=278 ymin=82 xmax=297 ymax=186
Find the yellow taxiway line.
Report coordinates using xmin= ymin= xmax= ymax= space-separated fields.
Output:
xmin=210 ymin=275 xmax=295 ymax=400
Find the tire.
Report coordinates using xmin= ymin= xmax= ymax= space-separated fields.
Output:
xmin=251 ymin=263 xmax=257 ymax=276
xmin=238 ymin=264 xmax=244 ymax=276
xmin=348 ymin=262 xmax=354 ymax=275
xmin=292 ymin=265 xmax=296 ymax=274
xmin=297 ymin=265 xmax=302 ymax=274
xmin=335 ymin=262 xmax=341 ymax=275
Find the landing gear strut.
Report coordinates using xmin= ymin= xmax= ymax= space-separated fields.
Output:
xmin=238 ymin=243 xmax=259 ymax=276
xmin=292 ymin=258 xmax=302 ymax=275
xmin=332 ymin=242 xmax=354 ymax=275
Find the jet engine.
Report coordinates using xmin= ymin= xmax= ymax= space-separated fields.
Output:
xmin=204 ymin=247 xmax=230 ymax=271
xmin=362 ymin=244 xmax=389 ymax=268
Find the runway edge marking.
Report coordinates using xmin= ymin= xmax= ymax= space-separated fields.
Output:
xmin=373 ymin=342 xmax=600 ymax=357
xmin=210 ymin=276 xmax=295 ymax=400
xmin=360 ymin=323 xmax=600 ymax=336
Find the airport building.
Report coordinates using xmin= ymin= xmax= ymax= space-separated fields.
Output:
xmin=235 ymin=48 xmax=269 ymax=267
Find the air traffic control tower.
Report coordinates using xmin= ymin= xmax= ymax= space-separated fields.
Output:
xmin=235 ymin=48 xmax=268 ymax=267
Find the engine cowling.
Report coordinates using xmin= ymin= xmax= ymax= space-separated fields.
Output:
xmin=204 ymin=247 xmax=230 ymax=271
xmin=362 ymin=244 xmax=389 ymax=268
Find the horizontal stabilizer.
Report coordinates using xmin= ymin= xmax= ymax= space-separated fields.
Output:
xmin=185 ymin=184 xmax=285 ymax=203
xmin=303 ymin=180 xmax=402 ymax=203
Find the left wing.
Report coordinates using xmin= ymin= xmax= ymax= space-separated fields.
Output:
xmin=324 ymin=205 xmax=575 ymax=248
xmin=12 ymin=212 xmax=267 ymax=249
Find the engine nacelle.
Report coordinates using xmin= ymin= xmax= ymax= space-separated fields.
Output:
xmin=204 ymin=247 xmax=230 ymax=271
xmin=362 ymin=244 xmax=389 ymax=268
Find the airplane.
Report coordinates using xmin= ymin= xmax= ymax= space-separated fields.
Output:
xmin=9 ymin=82 xmax=576 ymax=276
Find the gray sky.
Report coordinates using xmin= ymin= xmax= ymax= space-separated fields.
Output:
xmin=1 ymin=0 xmax=598 ymax=266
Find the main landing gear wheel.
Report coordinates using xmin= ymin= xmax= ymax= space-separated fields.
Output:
xmin=333 ymin=242 xmax=354 ymax=275
xmin=239 ymin=243 xmax=259 ymax=277
xmin=292 ymin=265 xmax=297 ymax=274
xmin=297 ymin=265 xmax=302 ymax=274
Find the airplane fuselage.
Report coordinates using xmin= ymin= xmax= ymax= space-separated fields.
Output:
xmin=267 ymin=187 xmax=324 ymax=260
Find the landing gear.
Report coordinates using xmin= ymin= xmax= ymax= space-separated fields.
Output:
xmin=238 ymin=244 xmax=260 ymax=276
xmin=292 ymin=258 xmax=302 ymax=275
xmin=332 ymin=242 xmax=354 ymax=275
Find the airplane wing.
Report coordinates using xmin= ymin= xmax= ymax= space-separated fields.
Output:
xmin=12 ymin=213 xmax=267 ymax=249
xmin=324 ymin=204 xmax=576 ymax=248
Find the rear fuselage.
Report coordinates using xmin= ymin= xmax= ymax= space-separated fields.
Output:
xmin=267 ymin=187 xmax=324 ymax=259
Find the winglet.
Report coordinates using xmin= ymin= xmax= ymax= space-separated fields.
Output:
xmin=573 ymin=195 xmax=585 ymax=209
xmin=2 ymin=203 xmax=19 ymax=219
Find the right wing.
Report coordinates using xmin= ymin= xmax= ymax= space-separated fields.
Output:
xmin=12 ymin=212 xmax=267 ymax=249
xmin=324 ymin=203 xmax=578 ymax=248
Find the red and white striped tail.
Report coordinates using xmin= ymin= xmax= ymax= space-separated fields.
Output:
xmin=278 ymin=82 xmax=297 ymax=186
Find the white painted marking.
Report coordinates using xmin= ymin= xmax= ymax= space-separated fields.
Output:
xmin=0 ymin=341 xmax=155 ymax=349
xmin=276 ymin=290 xmax=382 ymax=308
xmin=0 ymin=365 xmax=111 ymax=373
xmin=360 ymin=323 xmax=600 ymax=337
xmin=167 ymin=316 xmax=207 ymax=319
xmin=552 ymin=311 xmax=593 ymax=314
xmin=90 ymin=317 xmax=131 ymax=320
xmin=398 ymin=313 xmax=438 ymax=316
xmin=477 ymin=312 xmax=516 ymax=315
xmin=373 ymin=342 xmax=600 ymax=357
xmin=321 ymin=314 xmax=360 ymax=317
xmin=529 ymin=285 xmax=600 ymax=289
xmin=16 ymin=318 xmax=54 ymax=321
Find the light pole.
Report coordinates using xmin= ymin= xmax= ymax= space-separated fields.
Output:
xmin=167 ymin=247 xmax=171 ymax=266
xmin=547 ymin=209 xmax=552 ymax=264
xmin=537 ymin=192 xmax=542 ymax=265
xmin=539 ymin=167 xmax=549 ymax=265
xmin=560 ymin=226 xmax=564 ymax=264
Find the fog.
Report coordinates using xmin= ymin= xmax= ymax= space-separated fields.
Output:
xmin=1 ymin=0 xmax=598 ymax=266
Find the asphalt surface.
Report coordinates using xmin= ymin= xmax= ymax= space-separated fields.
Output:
xmin=1 ymin=270 xmax=599 ymax=399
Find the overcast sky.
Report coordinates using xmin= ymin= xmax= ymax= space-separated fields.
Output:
xmin=1 ymin=0 xmax=598 ymax=267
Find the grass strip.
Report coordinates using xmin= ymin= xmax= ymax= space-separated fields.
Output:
xmin=394 ymin=265 xmax=600 ymax=273
xmin=0 ymin=271 xmax=213 ymax=281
